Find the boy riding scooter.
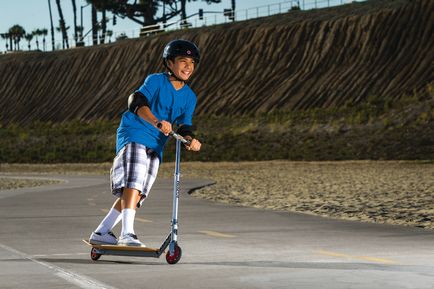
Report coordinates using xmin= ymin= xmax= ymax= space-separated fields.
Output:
xmin=89 ymin=39 xmax=201 ymax=246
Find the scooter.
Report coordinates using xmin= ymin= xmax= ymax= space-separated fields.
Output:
xmin=83 ymin=131 xmax=190 ymax=265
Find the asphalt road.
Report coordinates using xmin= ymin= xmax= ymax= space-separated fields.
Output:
xmin=1 ymin=174 xmax=433 ymax=289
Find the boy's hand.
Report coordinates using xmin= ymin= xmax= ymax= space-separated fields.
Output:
xmin=157 ymin=120 xmax=172 ymax=136
xmin=185 ymin=138 xmax=201 ymax=151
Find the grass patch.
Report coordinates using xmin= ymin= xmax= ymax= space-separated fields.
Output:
xmin=1 ymin=94 xmax=433 ymax=163
xmin=0 ymin=120 xmax=117 ymax=163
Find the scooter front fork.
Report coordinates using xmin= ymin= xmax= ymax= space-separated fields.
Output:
xmin=169 ymin=220 xmax=178 ymax=255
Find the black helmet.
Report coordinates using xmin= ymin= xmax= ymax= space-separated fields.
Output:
xmin=163 ymin=39 xmax=200 ymax=65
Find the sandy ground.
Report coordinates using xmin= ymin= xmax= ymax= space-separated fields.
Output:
xmin=1 ymin=161 xmax=433 ymax=230
xmin=0 ymin=177 xmax=62 ymax=190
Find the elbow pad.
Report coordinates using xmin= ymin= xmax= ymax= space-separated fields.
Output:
xmin=177 ymin=125 xmax=195 ymax=138
xmin=128 ymin=91 xmax=149 ymax=114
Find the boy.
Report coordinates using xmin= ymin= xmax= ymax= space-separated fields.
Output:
xmin=89 ymin=39 xmax=201 ymax=246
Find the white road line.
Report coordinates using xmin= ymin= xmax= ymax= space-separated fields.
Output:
xmin=33 ymin=253 xmax=88 ymax=257
xmin=0 ymin=243 xmax=118 ymax=289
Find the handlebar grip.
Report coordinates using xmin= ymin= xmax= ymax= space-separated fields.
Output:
xmin=156 ymin=122 xmax=191 ymax=146
xmin=170 ymin=131 xmax=191 ymax=146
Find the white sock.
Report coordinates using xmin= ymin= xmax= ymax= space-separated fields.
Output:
xmin=121 ymin=208 xmax=136 ymax=237
xmin=95 ymin=208 xmax=121 ymax=234
xmin=111 ymin=212 xmax=122 ymax=230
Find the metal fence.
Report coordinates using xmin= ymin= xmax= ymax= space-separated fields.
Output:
xmin=1 ymin=0 xmax=363 ymax=52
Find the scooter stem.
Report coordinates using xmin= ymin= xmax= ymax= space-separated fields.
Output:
xmin=156 ymin=123 xmax=189 ymax=255
xmin=170 ymin=131 xmax=188 ymax=224
xmin=170 ymin=138 xmax=182 ymax=255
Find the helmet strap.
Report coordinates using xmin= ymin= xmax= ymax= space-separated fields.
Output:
xmin=164 ymin=59 xmax=189 ymax=84
xmin=168 ymin=69 xmax=186 ymax=83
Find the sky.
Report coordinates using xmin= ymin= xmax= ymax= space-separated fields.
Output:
xmin=0 ymin=0 xmax=352 ymax=51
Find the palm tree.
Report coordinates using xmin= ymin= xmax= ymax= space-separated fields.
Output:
xmin=88 ymin=0 xmax=112 ymax=45
xmin=71 ymin=0 xmax=78 ymax=45
xmin=9 ymin=25 xmax=26 ymax=51
xmin=56 ymin=25 xmax=70 ymax=49
xmin=180 ymin=0 xmax=187 ymax=27
xmin=32 ymin=29 xmax=41 ymax=50
xmin=0 ymin=33 xmax=10 ymax=51
xmin=25 ymin=33 xmax=33 ymax=50
xmin=55 ymin=0 xmax=69 ymax=49
xmin=41 ymin=28 xmax=48 ymax=51
xmin=100 ymin=9 xmax=107 ymax=44
xmin=97 ymin=18 xmax=110 ymax=44
xmin=106 ymin=30 xmax=113 ymax=43
xmin=48 ymin=0 xmax=55 ymax=50
xmin=231 ymin=0 xmax=236 ymax=20
xmin=91 ymin=4 xmax=98 ymax=45
xmin=76 ymin=25 xmax=84 ymax=39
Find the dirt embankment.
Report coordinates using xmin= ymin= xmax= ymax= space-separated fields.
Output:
xmin=0 ymin=0 xmax=432 ymax=124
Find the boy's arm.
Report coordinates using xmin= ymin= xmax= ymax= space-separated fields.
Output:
xmin=177 ymin=124 xmax=201 ymax=151
xmin=137 ymin=106 xmax=172 ymax=136
xmin=128 ymin=91 xmax=172 ymax=135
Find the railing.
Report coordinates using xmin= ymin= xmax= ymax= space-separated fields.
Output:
xmin=1 ymin=0 xmax=363 ymax=52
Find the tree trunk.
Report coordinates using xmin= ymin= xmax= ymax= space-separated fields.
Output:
xmin=55 ymin=0 xmax=69 ymax=49
xmin=143 ymin=0 xmax=156 ymax=26
xmin=92 ymin=5 xmax=98 ymax=45
xmin=100 ymin=9 xmax=106 ymax=44
xmin=180 ymin=0 xmax=187 ymax=27
xmin=48 ymin=0 xmax=55 ymax=50
xmin=232 ymin=0 xmax=236 ymax=21
xmin=71 ymin=0 xmax=78 ymax=45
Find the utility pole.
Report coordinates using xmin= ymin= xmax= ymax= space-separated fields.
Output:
xmin=78 ymin=3 xmax=90 ymax=45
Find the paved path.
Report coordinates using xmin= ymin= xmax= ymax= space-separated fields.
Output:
xmin=0 ymin=174 xmax=433 ymax=289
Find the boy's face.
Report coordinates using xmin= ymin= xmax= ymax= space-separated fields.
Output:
xmin=167 ymin=56 xmax=195 ymax=81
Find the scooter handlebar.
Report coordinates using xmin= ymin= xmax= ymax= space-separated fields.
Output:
xmin=157 ymin=122 xmax=191 ymax=146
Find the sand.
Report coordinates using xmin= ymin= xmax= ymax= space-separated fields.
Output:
xmin=1 ymin=161 xmax=433 ymax=230
xmin=163 ymin=161 xmax=434 ymax=230
xmin=0 ymin=177 xmax=62 ymax=190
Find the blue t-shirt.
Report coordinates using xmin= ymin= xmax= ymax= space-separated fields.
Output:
xmin=116 ymin=73 xmax=197 ymax=161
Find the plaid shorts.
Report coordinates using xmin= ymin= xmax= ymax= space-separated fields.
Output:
xmin=110 ymin=142 xmax=160 ymax=207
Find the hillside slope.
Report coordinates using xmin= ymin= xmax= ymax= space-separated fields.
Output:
xmin=0 ymin=0 xmax=432 ymax=124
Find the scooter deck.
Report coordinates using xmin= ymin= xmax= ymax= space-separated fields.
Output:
xmin=82 ymin=239 xmax=159 ymax=252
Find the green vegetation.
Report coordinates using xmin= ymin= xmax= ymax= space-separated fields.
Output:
xmin=0 ymin=120 xmax=117 ymax=163
xmin=1 ymin=94 xmax=433 ymax=163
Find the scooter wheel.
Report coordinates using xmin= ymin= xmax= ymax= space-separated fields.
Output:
xmin=90 ymin=248 xmax=101 ymax=261
xmin=166 ymin=244 xmax=182 ymax=264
